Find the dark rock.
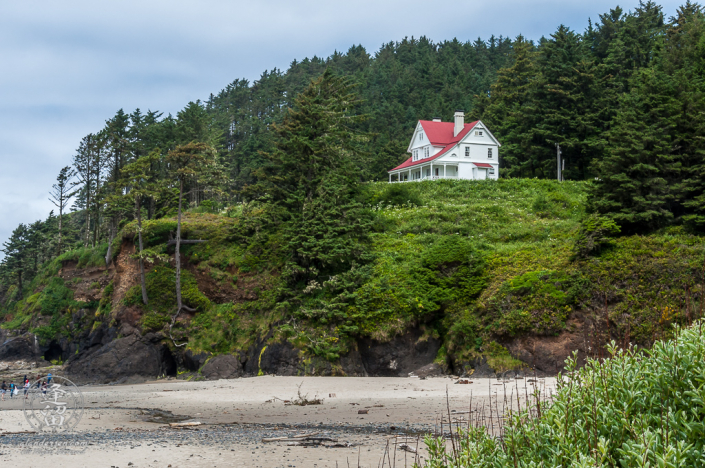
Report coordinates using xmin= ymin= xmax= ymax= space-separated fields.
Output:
xmin=0 ymin=333 xmax=44 ymax=363
xmin=464 ymin=357 xmax=496 ymax=378
xmin=245 ymin=341 xmax=301 ymax=376
xmin=359 ymin=329 xmax=441 ymax=377
xmin=65 ymin=334 xmax=177 ymax=384
xmin=183 ymin=349 xmax=211 ymax=371
xmin=200 ymin=354 xmax=243 ymax=380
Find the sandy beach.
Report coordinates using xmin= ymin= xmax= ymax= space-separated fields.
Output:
xmin=0 ymin=375 xmax=555 ymax=467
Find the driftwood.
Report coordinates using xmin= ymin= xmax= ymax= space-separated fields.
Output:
xmin=169 ymin=421 xmax=202 ymax=427
xmin=262 ymin=432 xmax=339 ymax=444
xmin=398 ymin=443 xmax=417 ymax=453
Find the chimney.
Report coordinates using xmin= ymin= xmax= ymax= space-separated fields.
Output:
xmin=454 ymin=110 xmax=464 ymax=137
xmin=432 ymin=117 xmax=441 ymax=122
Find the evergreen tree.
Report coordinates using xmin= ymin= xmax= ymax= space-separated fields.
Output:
xmin=1 ymin=224 xmax=28 ymax=293
xmin=589 ymin=70 xmax=679 ymax=233
xmin=251 ymin=68 xmax=372 ymax=286
xmin=48 ymin=166 xmax=76 ymax=254
xmin=166 ymin=142 xmax=221 ymax=335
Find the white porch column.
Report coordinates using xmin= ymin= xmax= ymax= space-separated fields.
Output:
xmin=408 ymin=168 xmax=411 ymax=181
xmin=389 ymin=173 xmax=392 ymax=183
xmin=430 ymin=163 xmax=433 ymax=179
xmin=444 ymin=164 xmax=447 ymax=178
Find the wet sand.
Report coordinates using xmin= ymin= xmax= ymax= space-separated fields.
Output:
xmin=0 ymin=375 xmax=556 ymax=467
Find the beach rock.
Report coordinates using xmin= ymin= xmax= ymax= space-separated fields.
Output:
xmin=359 ymin=329 xmax=441 ymax=377
xmin=65 ymin=333 xmax=176 ymax=384
xmin=183 ymin=349 xmax=211 ymax=371
xmin=0 ymin=332 xmax=49 ymax=366
xmin=200 ymin=354 xmax=243 ymax=380
xmin=245 ymin=341 xmax=300 ymax=376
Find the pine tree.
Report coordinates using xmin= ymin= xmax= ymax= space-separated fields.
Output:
xmin=166 ymin=142 xmax=221 ymax=335
xmin=474 ymin=35 xmax=541 ymax=177
xmin=115 ymin=151 xmax=164 ymax=305
xmin=48 ymin=166 xmax=76 ymax=255
xmin=590 ymin=70 xmax=680 ymax=233
xmin=1 ymin=224 xmax=28 ymax=293
xmin=252 ymin=68 xmax=372 ymax=286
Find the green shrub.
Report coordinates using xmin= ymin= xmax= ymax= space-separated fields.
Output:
xmin=423 ymin=322 xmax=705 ymax=467
xmin=574 ymin=213 xmax=621 ymax=258
xmin=38 ymin=278 xmax=75 ymax=316
xmin=124 ymin=265 xmax=211 ymax=315
xmin=376 ymin=183 xmax=423 ymax=207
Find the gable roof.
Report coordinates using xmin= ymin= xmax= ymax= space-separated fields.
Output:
xmin=391 ymin=120 xmax=479 ymax=172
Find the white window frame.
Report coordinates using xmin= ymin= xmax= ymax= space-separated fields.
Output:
xmin=420 ymin=133 xmax=424 ymax=141
xmin=424 ymin=147 xmax=429 ymax=158
xmin=489 ymin=167 xmax=495 ymax=175
xmin=488 ymin=148 xmax=493 ymax=158
xmin=465 ymin=146 xmax=470 ymax=157
xmin=475 ymin=130 xmax=483 ymax=136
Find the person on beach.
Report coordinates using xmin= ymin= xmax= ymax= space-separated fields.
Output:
xmin=23 ymin=379 xmax=29 ymax=399
xmin=47 ymin=372 xmax=52 ymax=384
xmin=1 ymin=381 xmax=6 ymax=401
xmin=9 ymin=382 xmax=15 ymax=399
xmin=41 ymin=381 xmax=48 ymax=395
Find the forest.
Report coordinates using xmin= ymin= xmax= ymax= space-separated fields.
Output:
xmin=0 ymin=1 xmax=703 ymax=377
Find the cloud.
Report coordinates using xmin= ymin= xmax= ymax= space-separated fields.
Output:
xmin=0 ymin=0 xmax=685 ymax=254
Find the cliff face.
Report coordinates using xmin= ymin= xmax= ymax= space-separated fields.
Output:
xmin=1 ymin=181 xmax=702 ymax=383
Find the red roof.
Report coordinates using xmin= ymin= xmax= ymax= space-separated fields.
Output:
xmin=473 ymin=163 xmax=493 ymax=168
xmin=389 ymin=120 xmax=479 ymax=172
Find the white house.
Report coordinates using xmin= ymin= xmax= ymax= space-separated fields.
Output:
xmin=388 ymin=111 xmax=500 ymax=182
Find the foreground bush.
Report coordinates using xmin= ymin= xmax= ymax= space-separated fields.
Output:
xmin=423 ymin=322 xmax=705 ymax=467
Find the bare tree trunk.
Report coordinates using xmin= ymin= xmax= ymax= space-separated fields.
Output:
xmin=175 ymin=179 xmax=183 ymax=313
xmin=136 ymin=198 xmax=148 ymax=305
xmin=170 ymin=179 xmax=191 ymax=348
xmin=84 ymin=211 xmax=91 ymax=248
xmin=58 ymin=207 xmax=63 ymax=255
xmin=105 ymin=218 xmax=113 ymax=266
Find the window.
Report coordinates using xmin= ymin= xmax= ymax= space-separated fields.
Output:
xmin=465 ymin=147 xmax=470 ymax=157
xmin=424 ymin=147 xmax=429 ymax=158
xmin=489 ymin=167 xmax=495 ymax=175
xmin=419 ymin=133 xmax=424 ymax=141
xmin=451 ymin=153 xmax=457 ymax=158
xmin=475 ymin=130 xmax=483 ymax=136
xmin=488 ymin=148 xmax=493 ymax=158
xmin=413 ymin=149 xmax=418 ymax=161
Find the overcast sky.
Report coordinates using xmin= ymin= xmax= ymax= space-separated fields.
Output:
xmin=0 ymin=0 xmax=685 ymax=253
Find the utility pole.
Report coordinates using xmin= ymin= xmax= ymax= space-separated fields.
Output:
xmin=556 ymin=143 xmax=562 ymax=182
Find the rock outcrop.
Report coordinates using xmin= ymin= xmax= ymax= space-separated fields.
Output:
xmin=65 ymin=333 xmax=176 ymax=384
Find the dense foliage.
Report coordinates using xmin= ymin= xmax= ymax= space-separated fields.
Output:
xmin=0 ymin=2 xmax=703 ymax=376
xmin=423 ymin=322 xmax=705 ymax=467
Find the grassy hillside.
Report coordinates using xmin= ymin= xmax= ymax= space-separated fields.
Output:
xmin=1 ymin=179 xmax=702 ymax=375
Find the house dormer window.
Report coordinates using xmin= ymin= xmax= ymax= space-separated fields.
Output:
xmin=475 ymin=131 xmax=483 ymax=136
xmin=488 ymin=148 xmax=493 ymax=158
xmin=419 ymin=133 xmax=424 ymax=141
xmin=465 ymin=147 xmax=470 ymax=157
xmin=413 ymin=149 xmax=418 ymax=161
xmin=424 ymin=147 xmax=429 ymax=158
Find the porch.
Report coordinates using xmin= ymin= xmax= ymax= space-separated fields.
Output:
xmin=389 ymin=164 xmax=459 ymax=182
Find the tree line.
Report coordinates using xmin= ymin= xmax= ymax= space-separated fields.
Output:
xmin=476 ymin=1 xmax=705 ymax=233
xmin=2 ymin=1 xmax=704 ymax=307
